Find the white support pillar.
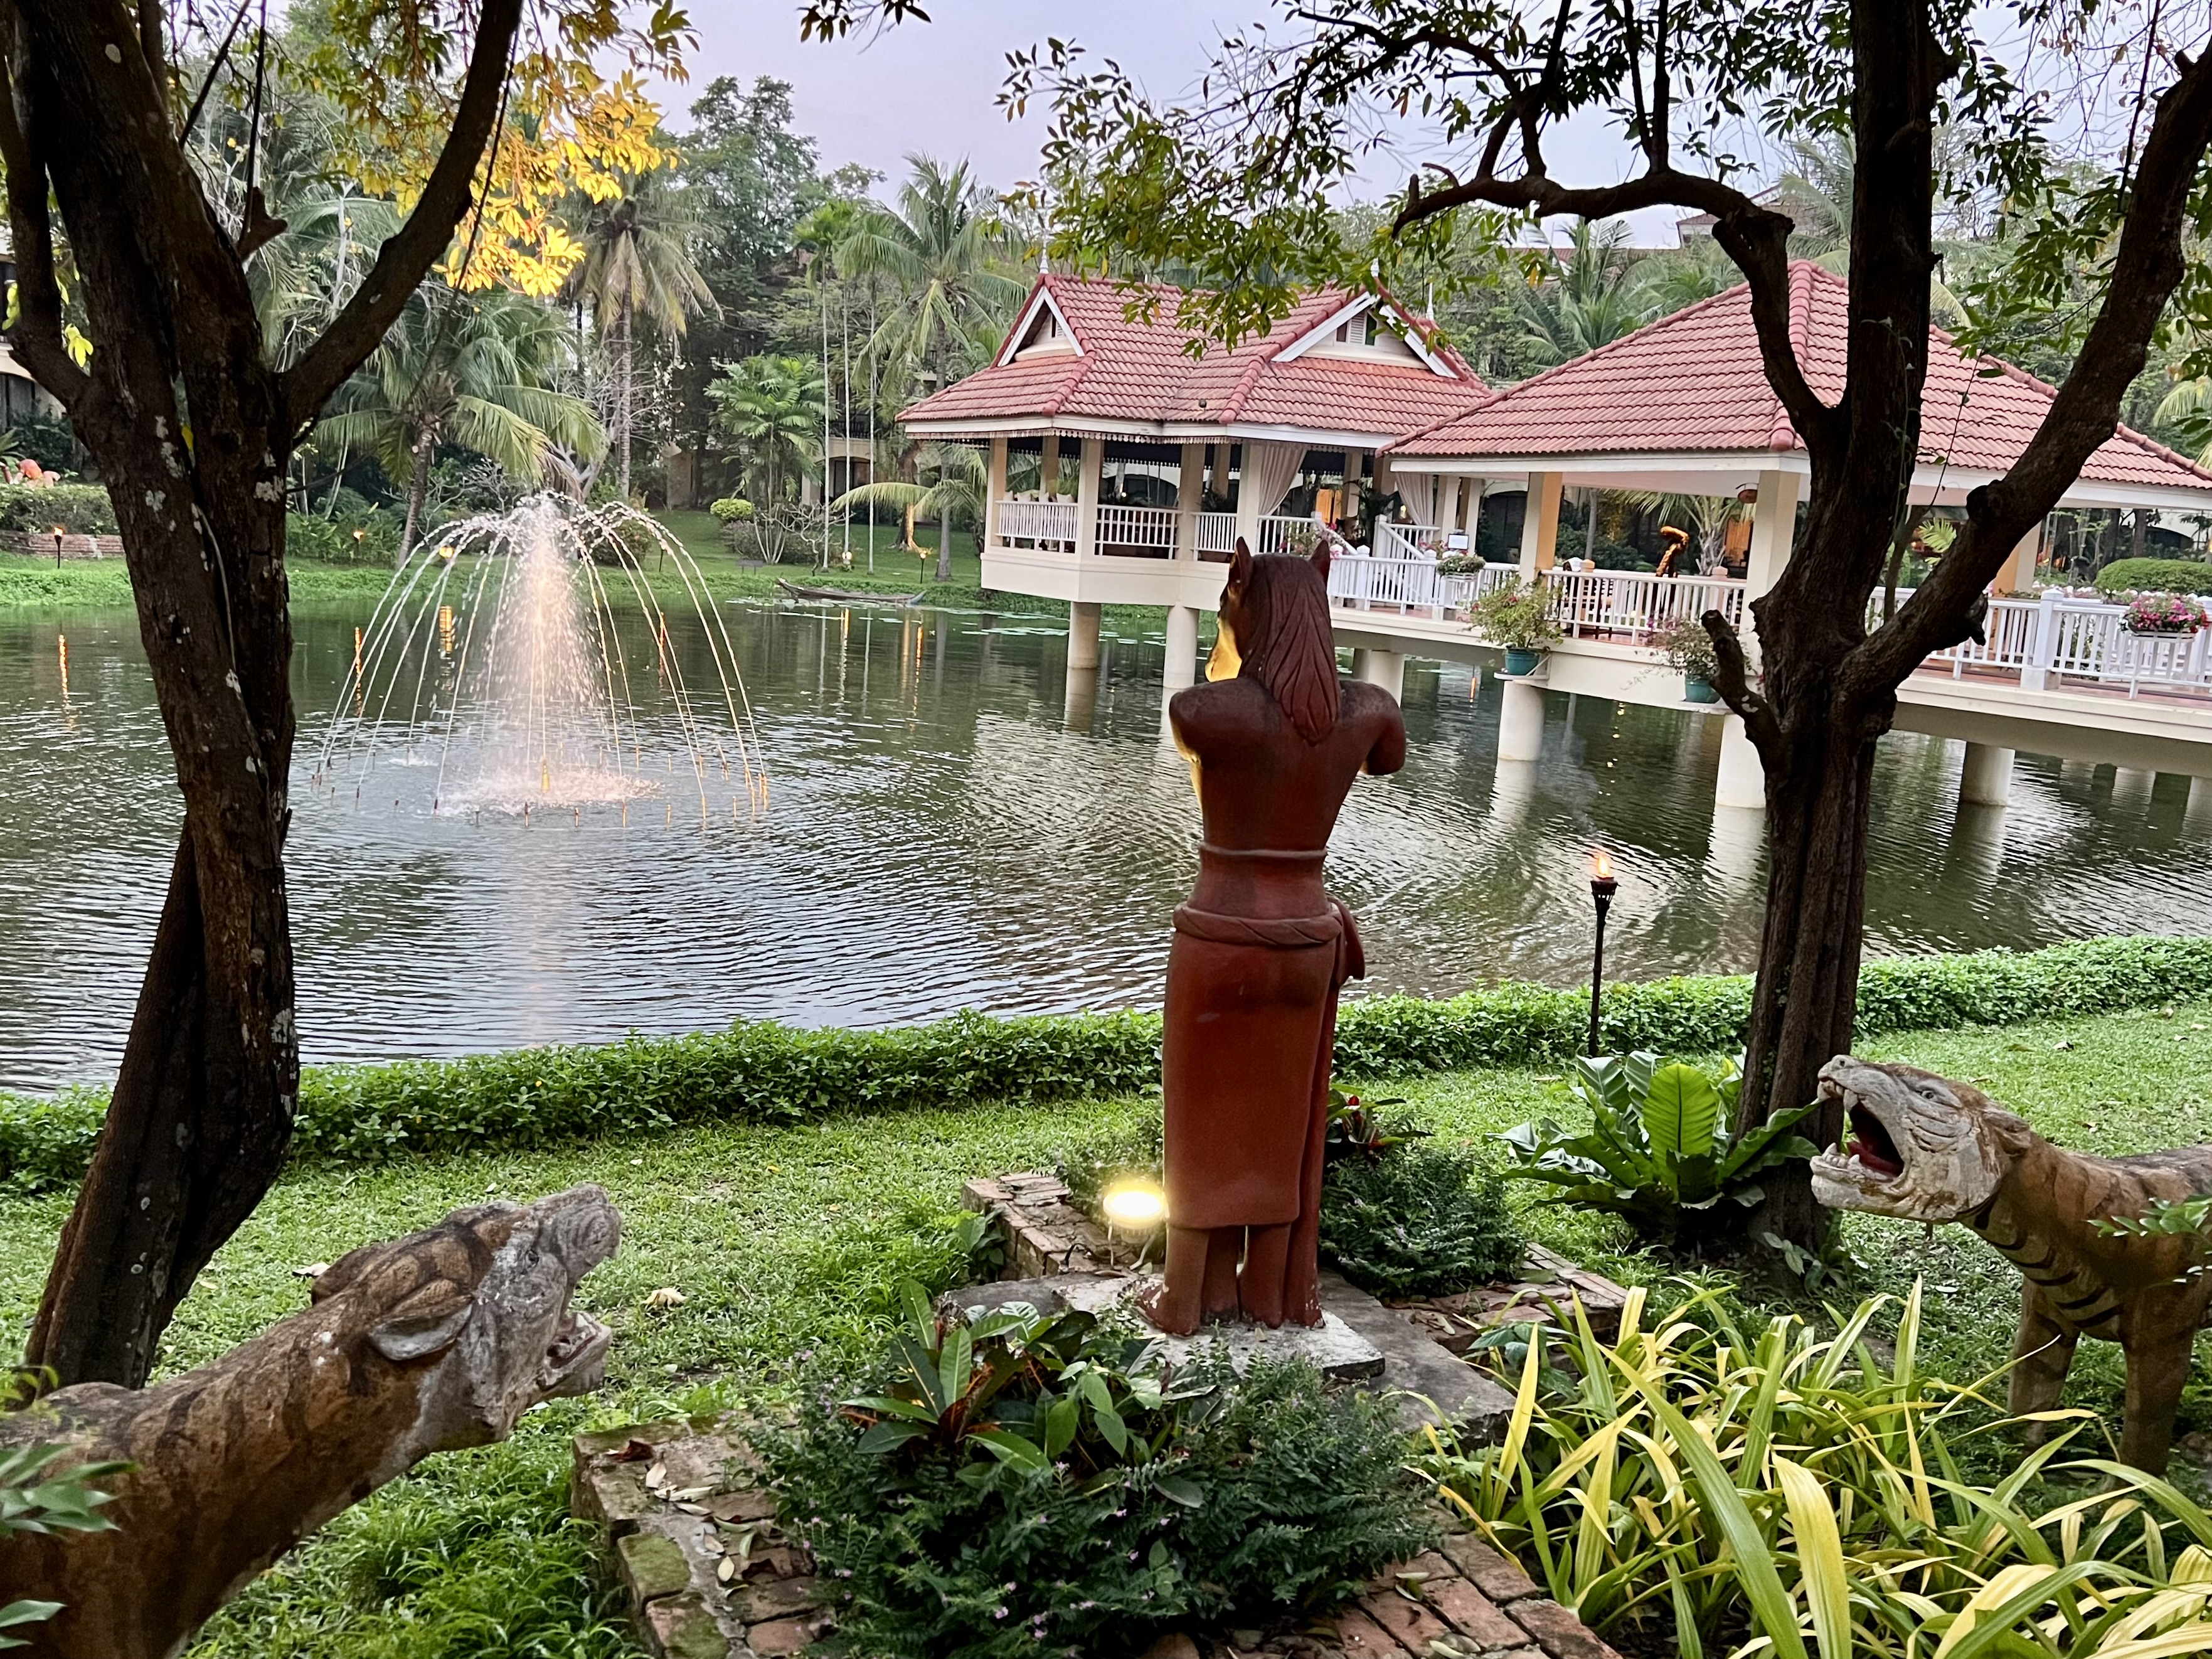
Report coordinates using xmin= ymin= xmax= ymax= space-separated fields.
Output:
xmin=1743 ymin=467 xmax=1800 ymax=599
xmin=1351 ymin=647 xmax=1405 ymax=702
xmin=1497 ymin=677 xmax=1545 ymax=761
xmin=1040 ymin=434 xmax=1061 ymax=499
xmin=1164 ymin=604 xmax=1199 ymax=691
xmin=1715 ymin=714 xmax=1765 ymax=810
xmin=1074 ymin=435 xmax=1103 ymax=562
xmin=1959 ymin=742 xmax=2014 ymax=808
xmin=1518 ymin=471 xmax=1563 ymax=579
xmin=2187 ymin=775 xmax=2212 ymax=835
xmin=1174 ymin=442 xmax=1204 ymax=562
xmin=1068 ymin=600 xmax=1102 ymax=671
xmin=984 ymin=435 xmax=1008 ymax=551
xmin=1233 ymin=442 xmax=1261 ymax=551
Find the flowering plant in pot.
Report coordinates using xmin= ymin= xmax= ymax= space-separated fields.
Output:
xmin=1468 ymin=577 xmax=1561 ymax=674
xmin=1649 ymin=614 xmax=1725 ymax=701
xmin=2122 ymin=591 xmax=2208 ymax=635
xmin=1434 ymin=551 xmax=1488 ymax=578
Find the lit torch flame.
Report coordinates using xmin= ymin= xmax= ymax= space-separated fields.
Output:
xmin=1591 ymin=850 xmax=1613 ymax=882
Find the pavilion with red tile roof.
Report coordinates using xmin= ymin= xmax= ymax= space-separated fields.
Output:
xmin=902 ymin=274 xmax=1491 ymax=688
xmin=1385 ymin=260 xmax=2212 ymax=599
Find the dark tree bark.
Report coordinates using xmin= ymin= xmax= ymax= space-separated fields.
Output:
xmin=4 ymin=0 xmax=523 ymax=1388
xmin=1376 ymin=0 xmax=2212 ymax=1248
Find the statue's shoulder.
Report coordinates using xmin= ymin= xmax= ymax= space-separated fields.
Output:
xmin=1337 ymin=678 xmax=1406 ymax=728
xmin=1169 ymin=678 xmax=1263 ymax=736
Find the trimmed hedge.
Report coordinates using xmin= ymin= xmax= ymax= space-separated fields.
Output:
xmin=3 ymin=935 xmax=2208 ymax=1193
xmin=0 ymin=482 xmax=115 ymax=535
xmin=2094 ymin=557 xmax=2212 ymax=597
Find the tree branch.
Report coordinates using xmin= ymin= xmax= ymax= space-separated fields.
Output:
xmin=0 ymin=9 xmax=90 ymax=407
xmin=1845 ymin=41 xmax=2212 ymax=693
xmin=279 ymin=0 xmax=523 ymax=431
xmin=1702 ymin=608 xmax=1781 ymax=750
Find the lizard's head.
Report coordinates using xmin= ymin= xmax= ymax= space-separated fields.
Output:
xmin=311 ymin=1183 xmax=619 ymax=1454
xmin=1810 ymin=1057 xmax=2034 ymax=1223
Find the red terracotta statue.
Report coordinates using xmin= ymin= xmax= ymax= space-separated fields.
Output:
xmin=1142 ymin=539 xmax=1406 ymax=1335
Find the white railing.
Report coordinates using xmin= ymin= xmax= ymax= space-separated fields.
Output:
xmin=1196 ymin=511 xmax=1237 ymax=557
xmin=996 ymin=498 xmax=1079 ymax=547
xmin=1095 ymin=504 xmax=1177 ymax=553
xmin=1326 ymin=555 xmax=1518 ymax=617
xmin=1878 ymin=588 xmax=2212 ymax=698
xmin=1546 ymin=569 xmax=1748 ymax=637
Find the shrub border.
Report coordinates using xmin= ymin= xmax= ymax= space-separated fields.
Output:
xmin=3 ymin=934 xmax=2206 ymax=1193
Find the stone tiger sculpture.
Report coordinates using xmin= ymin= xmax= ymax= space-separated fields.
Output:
xmin=0 ymin=1184 xmax=619 ymax=1659
xmin=1811 ymin=1057 xmax=2212 ymax=1474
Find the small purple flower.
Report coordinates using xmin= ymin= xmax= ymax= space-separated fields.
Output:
xmin=995 ymin=1608 xmax=1010 ymax=1621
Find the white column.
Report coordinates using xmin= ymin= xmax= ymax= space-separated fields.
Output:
xmin=1991 ymin=525 xmax=2039 ymax=595
xmin=1040 ymin=434 xmax=1061 ymax=499
xmin=984 ymin=435 xmax=1008 ymax=551
xmin=1164 ymin=604 xmax=1199 ymax=691
xmin=1959 ymin=742 xmax=2014 ymax=808
xmin=1351 ymin=648 xmax=1405 ymax=702
xmin=1233 ymin=442 xmax=1261 ymax=550
xmin=1497 ymin=678 xmax=1545 ymax=761
xmin=1175 ymin=442 xmax=1203 ymax=562
xmin=1074 ymin=435 xmax=1103 ymax=562
xmin=1068 ymin=600 xmax=1102 ymax=671
xmin=1743 ymin=467 xmax=1800 ymax=600
xmin=1437 ymin=476 xmax=1464 ymax=540
xmin=2022 ymin=589 xmax=2060 ymax=692
xmin=2187 ymin=775 xmax=2212 ymax=834
xmin=1518 ymin=471 xmax=1563 ymax=579
xmin=1715 ymin=714 xmax=1765 ymax=810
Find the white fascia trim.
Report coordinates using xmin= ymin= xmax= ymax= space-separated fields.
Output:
xmin=1919 ymin=466 xmax=2212 ymax=513
xmin=995 ymin=287 xmax=1082 ymax=367
xmin=1386 ymin=451 xmax=1814 ymax=479
xmin=1275 ymin=294 xmax=1457 ymax=378
xmin=1208 ymin=422 xmax=1409 ymax=449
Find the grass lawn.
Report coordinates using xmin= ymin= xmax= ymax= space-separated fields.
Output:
xmin=4 ymin=1000 xmax=2209 ymax=1656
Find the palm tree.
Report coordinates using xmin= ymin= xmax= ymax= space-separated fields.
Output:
xmin=836 ymin=156 xmax=1024 ymax=577
xmin=833 ymin=442 xmax=984 ymax=577
xmin=709 ymin=355 xmax=827 ymax=508
xmin=315 ymin=284 xmax=606 ymax=557
xmin=565 ymin=179 xmax=718 ymax=501
xmin=1517 ymin=220 xmax=1657 ymax=366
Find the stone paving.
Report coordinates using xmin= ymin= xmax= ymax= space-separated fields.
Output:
xmin=573 ymin=1416 xmax=1624 ymax=1659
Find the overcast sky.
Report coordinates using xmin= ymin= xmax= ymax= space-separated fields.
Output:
xmin=664 ymin=1 xmax=1687 ymax=243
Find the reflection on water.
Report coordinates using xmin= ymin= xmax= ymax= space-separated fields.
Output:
xmin=3 ymin=600 xmax=2208 ymax=1090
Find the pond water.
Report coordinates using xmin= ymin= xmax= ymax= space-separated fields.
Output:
xmin=4 ymin=596 xmax=2209 ymax=1092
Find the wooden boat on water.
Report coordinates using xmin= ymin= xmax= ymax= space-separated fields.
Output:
xmin=774 ymin=579 xmax=925 ymax=607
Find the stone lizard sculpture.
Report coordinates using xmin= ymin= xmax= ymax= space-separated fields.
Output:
xmin=1811 ymin=1057 xmax=2212 ymax=1473
xmin=0 ymin=1183 xmax=619 ymax=1659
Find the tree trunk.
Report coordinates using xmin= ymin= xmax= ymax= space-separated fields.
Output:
xmin=2130 ymin=507 xmax=2149 ymax=562
xmin=616 ymin=300 xmax=633 ymax=503
xmin=398 ymin=429 xmax=435 ymax=560
xmin=937 ymin=494 xmax=953 ymax=582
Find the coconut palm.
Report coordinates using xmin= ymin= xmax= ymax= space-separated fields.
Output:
xmin=836 ymin=154 xmax=1025 ymax=430
xmin=2155 ymin=375 xmax=2212 ymax=466
xmin=1518 ymin=220 xmax=1657 ymax=366
xmin=565 ymin=179 xmax=718 ymax=500
xmin=834 ymin=442 xmax=985 ymax=575
xmin=315 ymin=284 xmax=606 ymax=557
xmin=709 ymin=355 xmax=827 ymax=508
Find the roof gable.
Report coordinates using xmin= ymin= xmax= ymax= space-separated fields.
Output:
xmin=902 ymin=274 xmax=1489 ymax=440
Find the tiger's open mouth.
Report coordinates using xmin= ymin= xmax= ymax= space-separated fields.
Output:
xmin=1848 ymin=1102 xmax=1905 ymax=1179
xmin=1811 ymin=1071 xmax=1913 ymax=1193
xmin=541 ymin=1309 xmax=612 ymax=1394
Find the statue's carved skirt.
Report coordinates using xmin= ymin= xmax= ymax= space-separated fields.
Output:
xmin=1161 ymin=896 xmax=1364 ymax=1232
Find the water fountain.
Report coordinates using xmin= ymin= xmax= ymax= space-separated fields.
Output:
xmin=316 ymin=496 xmax=767 ymax=823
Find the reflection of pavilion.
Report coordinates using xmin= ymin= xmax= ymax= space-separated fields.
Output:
xmin=917 ymin=263 xmax=2212 ymax=825
xmin=901 ymin=275 xmax=1490 ymax=684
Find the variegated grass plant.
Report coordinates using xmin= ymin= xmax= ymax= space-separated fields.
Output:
xmin=1418 ymin=1282 xmax=2212 ymax=1658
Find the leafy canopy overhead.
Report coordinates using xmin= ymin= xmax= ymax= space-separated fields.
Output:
xmin=284 ymin=0 xmax=696 ymax=295
xmin=996 ymin=0 xmax=2212 ymax=361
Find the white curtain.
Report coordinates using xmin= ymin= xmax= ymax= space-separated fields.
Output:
xmin=1236 ymin=440 xmax=1308 ymax=521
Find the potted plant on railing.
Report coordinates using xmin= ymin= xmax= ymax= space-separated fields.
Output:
xmin=1433 ymin=551 xmax=1487 ymax=578
xmin=2121 ymin=591 xmax=2209 ymax=635
xmin=1469 ymin=577 xmax=1561 ymax=675
xmin=1649 ymin=613 xmax=1724 ymax=702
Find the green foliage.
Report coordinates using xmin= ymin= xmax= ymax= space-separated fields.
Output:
xmin=1467 ymin=577 xmax=1563 ymax=653
xmin=1423 ymin=1282 xmax=2212 ymax=1659
xmin=2096 ymin=557 xmax=2212 ymax=597
xmin=1 ymin=1441 xmax=123 ymax=1651
xmin=1648 ymin=614 xmax=1723 ymax=681
xmin=0 ymin=483 xmax=115 ymax=535
xmin=758 ymin=1289 xmax=1432 ymax=1658
xmin=1319 ymin=1142 xmax=1525 ymax=1299
xmin=3 ymin=417 xmax=77 ymax=476
xmin=285 ymin=511 xmax=401 ymax=567
xmin=4 ymin=936 xmax=2208 ymax=1195
xmin=710 ymin=355 xmax=826 ymax=504
xmin=709 ymin=496 xmax=754 ymax=521
xmin=1501 ymin=1054 xmax=1817 ymax=1247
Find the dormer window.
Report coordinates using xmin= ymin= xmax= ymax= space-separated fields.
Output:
xmin=1011 ymin=301 xmax=1079 ymax=361
xmin=1306 ymin=304 xmax=1424 ymax=365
